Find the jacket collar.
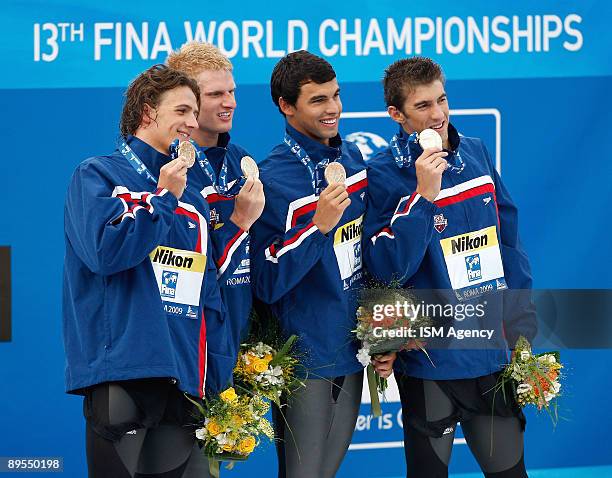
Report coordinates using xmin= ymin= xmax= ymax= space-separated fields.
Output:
xmin=285 ymin=122 xmax=342 ymax=164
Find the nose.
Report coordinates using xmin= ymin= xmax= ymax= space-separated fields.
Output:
xmin=325 ymin=96 xmax=341 ymax=116
xmin=431 ymin=103 xmax=445 ymax=122
xmin=222 ymin=92 xmax=236 ymax=110
xmin=186 ymin=112 xmax=199 ymax=129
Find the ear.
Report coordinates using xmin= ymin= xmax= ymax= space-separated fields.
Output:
xmin=141 ymin=103 xmax=156 ymax=129
xmin=279 ymin=97 xmax=296 ymax=118
xmin=387 ymin=105 xmax=405 ymax=125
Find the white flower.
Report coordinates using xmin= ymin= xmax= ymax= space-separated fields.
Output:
xmin=544 ymin=391 xmax=555 ymax=402
xmin=548 ymin=355 xmax=557 ymax=364
xmin=215 ymin=433 xmax=230 ymax=445
xmin=356 ymin=347 xmax=371 ymax=367
xmin=553 ymin=381 xmax=561 ymax=393
xmin=519 ymin=350 xmax=530 ymax=361
xmin=195 ymin=427 xmax=207 ymax=440
xmin=253 ymin=342 xmax=275 ymax=356
xmin=516 ymin=383 xmax=532 ymax=394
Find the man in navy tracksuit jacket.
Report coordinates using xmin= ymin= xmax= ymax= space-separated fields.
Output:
xmin=63 ymin=65 xmax=233 ymax=477
xmin=250 ymin=51 xmax=390 ymax=478
xmin=363 ymin=58 xmax=535 ymax=477
xmin=168 ymin=42 xmax=265 ymax=364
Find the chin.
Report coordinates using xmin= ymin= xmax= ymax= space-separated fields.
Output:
xmin=217 ymin=123 xmax=232 ymax=134
xmin=322 ymin=129 xmax=338 ymax=138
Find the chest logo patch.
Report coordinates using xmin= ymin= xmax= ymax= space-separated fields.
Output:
xmin=210 ymin=208 xmax=221 ymax=229
xmin=433 ymin=213 xmax=448 ymax=233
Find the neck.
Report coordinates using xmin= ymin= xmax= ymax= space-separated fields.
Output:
xmin=192 ymin=128 xmax=219 ymax=148
xmin=287 ymin=119 xmax=329 ymax=146
xmin=133 ymin=129 xmax=166 ymax=155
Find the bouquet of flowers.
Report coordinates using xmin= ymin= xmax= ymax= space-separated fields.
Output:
xmin=188 ymin=387 xmax=275 ymax=478
xmin=233 ymin=336 xmax=303 ymax=405
xmin=496 ymin=336 xmax=563 ymax=424
xmin=355 ymin=287 xmax=432 ymax=416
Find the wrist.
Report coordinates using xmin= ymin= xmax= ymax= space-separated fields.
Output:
xmin=229 ymin=211 xmax=251 ymax=231
xmin=312 ymin=218 xmax=330 ymax=235
xmin=415 ymin=187 xmax=436 ymax=203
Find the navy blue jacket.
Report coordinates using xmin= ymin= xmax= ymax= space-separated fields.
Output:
xmin=363 ymin=126 xmax=536 ymax=380
xmin=250 ymin=124 xmax=368 ymax=378
xmin=189 ymin=133 xmax=252 ymax=361
xmin=63 ymin=136 xmax=234 ymax=397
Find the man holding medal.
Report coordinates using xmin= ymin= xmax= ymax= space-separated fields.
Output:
xmin=168 ymin=42 xmax=265 ymax=363
xmin=249 ymin=50 xmax=391 ymax=478
xmin=167 ymin=41 xmax=264 ymax=478
xmin=363 ymin=57 xmax=535 ymax=477
xmin=63 ymin=65 xmax=232 ymax=477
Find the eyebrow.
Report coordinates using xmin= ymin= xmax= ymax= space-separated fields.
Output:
xmin=204 ymin=86 xmax=236 ymax=95
xmin=413 ymin=93 xmax=446 ymax=108
xmin=175 ymin=104 xmax=198 ymax=116
xmin=309 ymin=88 xmax=340 ymax=103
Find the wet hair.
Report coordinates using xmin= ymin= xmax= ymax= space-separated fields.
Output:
xmin=270 ymin=50 xmax=336 ymax=115
xmin=383 ymin=57 xmax=445 ymax=110
xmin=167 ymin=41 xmax=232 ymax=76
xmin=119 ymin=64 xmax=200 ymax=137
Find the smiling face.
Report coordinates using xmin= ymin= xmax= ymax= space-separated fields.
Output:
xmin=390 ymin=79 xmax=450 ymax=148
xmin=281 ymin=78 xmax=342 ymax=145
xmin=192 ymin=68 xmax=237 ymax=147
xmin=136 ymin=86 xmax=200 ymax=154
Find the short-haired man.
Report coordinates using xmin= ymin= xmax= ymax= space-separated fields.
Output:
xmin=168 ymin=42 xmax=264 ymax=363
xmin=363 ymin=57 xmax=535 ymax=477
xmin=63 ymin=64 xmax=231 ymax=477
xmin=250 ymin=50 xmax=393 ymax=477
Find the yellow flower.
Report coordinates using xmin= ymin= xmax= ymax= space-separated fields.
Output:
xmin=220 ymin=387 xmax=238 ymax=403
xmin=263 ymin=353 xmax=273 ymax=363
xmin=237 ymin=436 xmax=257 ymax=454
xmin=222 ymin=443 xmax=234 ymax=452
xmin=231 ymin=414 xmax=245 ymax=427
xmin=206 ymin=420 xmax=222 ymax=436
xmin=252 ymin=359 xmax=269 ymax=373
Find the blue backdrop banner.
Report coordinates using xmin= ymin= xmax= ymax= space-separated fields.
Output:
xmin=0 ymin=0 xmax=610 ymax=476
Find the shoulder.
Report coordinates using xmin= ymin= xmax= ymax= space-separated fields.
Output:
xmin=259 ymin=143 xmax=296 ymax=179
xmin=71 ymin=152 xmax=124 ymax=183
xmin=366 ymin=147 xmax=404 ymax=180
xmin=458 ymin=135 xmax=495 ymax=173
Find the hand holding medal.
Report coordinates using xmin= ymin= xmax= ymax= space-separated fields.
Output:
xmin=414 ymin=129 xmax=448 ymax=202
xmin=313 ymin=162 xmax=350 ymax=235
xmin=231 ymin=156 xmax=265 ymax=231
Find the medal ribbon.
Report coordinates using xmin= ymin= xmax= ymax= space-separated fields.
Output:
xmin=389 ymin=134 xmax=413 ymax=169
xmin=390 ymin=132 xmax=466 ymax=174
xmin=119 ymin=140 xmax=158 ymax=185
xmin=283 ymin=132 xmax=341 ymax=195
